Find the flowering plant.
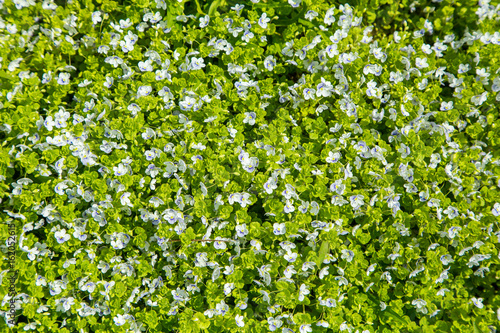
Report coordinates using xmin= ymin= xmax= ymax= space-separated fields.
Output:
xmin=1 ymin=0 xmax=500 ymax=332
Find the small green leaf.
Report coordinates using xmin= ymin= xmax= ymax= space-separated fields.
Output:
xmin=316 ymin=241 xmax=329 ymax=267
xmin=208 ymin=0 xmax=221 ymax=17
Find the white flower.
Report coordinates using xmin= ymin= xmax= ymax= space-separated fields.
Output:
xmin=199 ymin=15 xmax=210 ymax=28
xmin=319 ymin=266 xmax=329 ymax=279
xmin=180 ymin=96 xmax=197 ymax=110
xmin=235 ymin=224 xmax=249 ymax=238
xmin=235 ymin=314 xmax=245 ymax=327
xmin=300 ymin=324 xmax=312 ymax=333
xmin=412 ymin=299 xmax=428 ymax=314
xmin=114 ymin=314 xmax=127 ymax=326
xmin=92 ymin=11 xmax=102 ymax=25
xmin=138 ymin=59 xmax=153 ymax=72
xmin=440 ymin=101 xmax=454 ymax=111
xmin=316 ymin=78 xmax=333 ymax=97
xmin=149 ymin=197 xmax=164 ymax=208
xmin=284 ymin=199 xmax=295 ymax=214
xmin=310 ymin=201 xmax=320 ymax=215
xmin=55 ymin=229 xmax=70 ymax=244
xmin=258 ymin=13 xmax=270 ymax=29
xmin=471 ymin=297 xmax=484 ymax=309
xmin=458 ymin=63 xmax=469 ymax=74
xmin=303 ymin=88 xmax=316 ymax=100
xmin=448 ymin=226 xmax=462 ymax=239
xmin=243 ymin=112 xmax=257 ymax=125
xmin=113 ymin=163 xmax=128 ymax=176
xmin=137 ymin=85 xmax=152 ymax=97
xmin=284 ymin=251 xmax=298 ymax=262
xmin=367 ymin=264 xmax=377 ymax=276
xmin=264 ymin=179 xmax=278 ymax=194
xmin=54 ymin=182 xmax=68 ymax=195
xmin=305 ymin=10 xmax=318 ymax=21
xmin=415 ymin=57 xmax=429 ymax=69
xmin=298 ymin=284 xmax=310 ymax=301
xmin=105 ymin=56 xmax=123 ymax=67
xmin=273 ymin=223 xmax=286 ymax=235
xmin=57 ymin=72 xmax=70 ymax=85
xmin=492 ymin=203 xmax=500 ymax=216
xmin=268 ymin=317 xmax=283 ymax=331
xmin=242 ymin=30 xmax=254 ymax=42
xmin=289 ymin=0 xmax=301 ymax=8
xmin=214 ymin=237 xmax=227 ymax=250
xmin=324 ymin=7 xmax=336 ymax=25
xmin=341 ymin=249 xmax=355 ymax=262
xmin=349 ymin=195 xmax=364 ymax=210
xmin=120 ymin=192 xmax=132 ymax=207
xmin=326 ymin=151 xmax=341 ymax=163
xmin=264 ymin=55 xmax=276 ymax=71
xmin=191 ymin=57 xmax=206 ymax=70
xmin=215 ymin=299 xmax=229 ymax=316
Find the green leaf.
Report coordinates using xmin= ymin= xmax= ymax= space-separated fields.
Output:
xmin=193 ymin=313 xmax=210 ymax=329
xmin=208 ymin=0 xmax=222 ymax=17
xmin=316 ymin=240 xmax=329 ymax=267
xmin=145 ymin=310 xmax=158 ymax=329
xmin=180 ymin=227 xmax=196 ymax=245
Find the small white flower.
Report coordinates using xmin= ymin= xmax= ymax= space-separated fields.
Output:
xmin=120 ymin=192 xmax=132 ymax=207
xmin=138 ymin=59 xmax=154 ymax=72
xmin=284 ymin=199 xmax=295 ymax=214
xmin=258 ymin=13 xmax=271 ymax=29
xmin=305 ymin=10 xmax=318 ymax=21
xmin=242 ymin=30 xmax=254 ymax=42
xmin=137 ymin=85 xmax=152 ymax=97
xmin=326 ymin=151 xmax=341 ymax=163
xmin=298 ymin=284 xmax=310 ymax=301
xmin=303 ymin=88 xmax=316 ymax=100
xmin=235 ymin=224 xmax=248 ymax=238
xmin=57 ymin=72 xmax=70 ymax=85
xmin=243 ymin=112 xmax=257 ymax=125
xmin=54 ymin=182 xmax=68 ymax=195
xmin=300 ymin=324 xmax=312 ymax=333
xmin=264 ymin=55 xmax=276 ymax=71
xmin=273 ymin=223 xmax=286 ymax=235
xmin=199 ymin=15 xmax=210 ymax=28
xmin=471 ymin=297 xmax=484 ymax=309
xmin=415 ymin=57 xmax=429 ymax=69
xmin=114 ymin=314 xmax=127 ymax=326
xmin=448 ymin=226 xmax=462 ymax=239
xmin=92 ymin=11 xmax=102 ymax=25
xmin=319 ymin=266 xmax=329 ymax=279
xmin=367 ymin=264 xmax=377 ymax=276
xmin=190 ymin=57 xmax=206 ymax=70
xmin=180 ymin=96 xmax=197 ymax=110
xmin=235 ymin=314 xmax=245 ymax=327
xmin=412 ymin=299 xmax=428 ymax=314
xmin=214 ymin=238 xmax=227 ymax=250
xmin=341 ymin=249 xmax=355 ymax=262
xmin=324 ymin=7 xmax=336 ymax=26
xmin=440 ymin=101 xmax=454 ymax=111
xmin=55 ymin=229 xmax=70 ymax=244
xmin=492 ymin=203 xmax=500 ymax=217
xmin=310 ymin=201 xmax=320 ymax=215
xmin=284 ymin=251 xmax=298 ymax=262
xmin=113 ymin=163 xmax=128 ymax=176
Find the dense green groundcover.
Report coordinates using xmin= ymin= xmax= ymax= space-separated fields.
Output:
xmin=1 ymin=0 xmax=500 ymax=332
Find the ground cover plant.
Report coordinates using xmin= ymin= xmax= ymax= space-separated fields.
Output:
xmin=1 ymin=0 xmax=500 ymax=332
